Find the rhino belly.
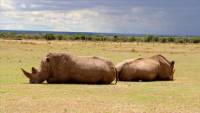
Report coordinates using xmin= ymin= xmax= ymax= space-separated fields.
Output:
xmin=136 ymin=64 xmax=158 ymax=81
xmin=69 ymin=65 xmax=112 ymax=84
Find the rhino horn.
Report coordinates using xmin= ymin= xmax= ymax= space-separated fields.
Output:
xmin=32 ymin=67 xmax=38 ymax=74
xmin=21 ymin=68 xmax=32 ymax=79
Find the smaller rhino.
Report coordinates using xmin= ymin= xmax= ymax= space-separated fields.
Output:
xmin=116 ymin=55 xmax=175 ymax=81
xmin=21 ymin=53 xmax=118 ymax=84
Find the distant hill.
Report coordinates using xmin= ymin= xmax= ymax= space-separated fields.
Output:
xmin=0 ymin=30 xmax=191 ymax=37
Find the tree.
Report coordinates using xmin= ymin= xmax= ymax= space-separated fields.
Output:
xmin=113 ymin=35 xmax=118 ymax=41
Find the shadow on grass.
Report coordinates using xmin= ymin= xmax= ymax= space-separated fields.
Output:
xmin=21 ymin=82 xmax=117 ymax=86
xmin=119 ymin=79 xmax=175 ymax=82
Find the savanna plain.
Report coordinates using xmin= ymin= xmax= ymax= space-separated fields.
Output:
xmin=0 ymin=39 xmax=200 ymax=113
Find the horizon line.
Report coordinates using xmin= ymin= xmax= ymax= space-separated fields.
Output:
xmin=0 ymin=29 xmax=199 ymax=37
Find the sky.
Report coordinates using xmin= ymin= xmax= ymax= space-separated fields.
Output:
xmin=0 ymin=0 xmax=200 ymax=35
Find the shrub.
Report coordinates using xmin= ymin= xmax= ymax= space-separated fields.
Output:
xmin=167 ymin=37 xmax=175 ymax=42
xmin=1 ymin=31 xmax=200 ymax=43
xmin=190 ymin=37 xmax=200 ymax=43
xmin=45 ymin=34 xmax=56 ymax=40
xmin=144 ymin=35 xmax=153 ymax=42
xmin=57 ymin=35 xmax=64 ymax=40
xmin=175 ymin=38 xmax=185 ymax=43
xmin=113 ymin=35 xmax=118 ymax=41
xmin=128 ymin=36 xmax=136 ymax=42
xmin=153 ymin=36 xmax=159 ymax=42
xmin=159 ymin=38 xmax=167 ymax=43
xmin=80 ymin=35 xmax=86 ymax=40
xmin=144 ymin=35 xmax=159 ymax=42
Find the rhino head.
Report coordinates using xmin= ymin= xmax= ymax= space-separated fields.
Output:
xmin=21 ymin=57 xmax=51 ymax=84
xmin=21 ymin=67 xmax=44 ymax=84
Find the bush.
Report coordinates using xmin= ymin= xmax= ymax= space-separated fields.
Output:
xmin=1 ymin=31 xmax=200 ymax=43
xmin=167 ymin=37 xmax=175 ymax=42
xmin=144 ymin=35 xmax=159 ymax=42
xmin=144 ymin=35 xmax=153 ymax=42
xmin=175 ymin=38 xmax=185 ymax=43
xmin=45 ymin=34 xmax=56 ymax=40
xmin=57 ymin=35 xmax=64 ymax=40
xmin=128 ymin=36 xmax=136 ymax=42
xmin=113 ymin=35 xmax=118 ymax=42
xmin=159 ymin=38 xmax=167 ymax=43
xmin=153 ymin=36 xmax=159 ymax=42
xmin=80 ymin=35 xmax=86 ymax=40
xmin=190 ymin=37 xmax=200 ymax=43
xmin=74 ymin=36 xmax=80 ymax=40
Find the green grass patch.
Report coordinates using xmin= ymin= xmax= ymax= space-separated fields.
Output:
xmin=0 ymin=40 xmax=200 ymax=113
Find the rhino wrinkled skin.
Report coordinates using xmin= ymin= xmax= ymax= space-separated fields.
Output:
xmin=22 ymin=53 xmax=118 ymax=84
xmin=116 ymin=55 xmax=175 ymax=81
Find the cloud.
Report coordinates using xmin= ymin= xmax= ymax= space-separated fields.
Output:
xmin=0 ymin=0 xmax=15 ymax=10
xmin=0 ymin=6 xmax=170 ymax=33
xmin=0 ymin=0 xmax=200 ymax=35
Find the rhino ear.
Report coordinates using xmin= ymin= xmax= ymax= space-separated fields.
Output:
xmin=171 ymin=61 xmax=175 ymax=68
xmin=21 ymin=68 xmax=32 ymax=79
xmin=32 ymin=67 xmax=38 ymax=74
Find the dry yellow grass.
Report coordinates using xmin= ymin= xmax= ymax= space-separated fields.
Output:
xmin=0 ymin=39 xmax=200 ymax=113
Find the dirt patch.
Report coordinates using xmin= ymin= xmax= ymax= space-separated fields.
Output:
xmin=20 ymin=41 xmax=38 ymax=45
xmin=0 ymin=39 xmax=48 ymax=45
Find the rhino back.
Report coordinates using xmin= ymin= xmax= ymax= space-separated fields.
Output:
xmin=46 ymin=53 xmax=115 ymax=84
xmin=70 ymin=56 xmax=115 ymax=83
xmin=116 ymin=59 xmax=135 ymax=74
xmin=119 ymin=59 xmax=159 ymax=81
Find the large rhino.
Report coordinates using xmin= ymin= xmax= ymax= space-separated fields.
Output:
xmin=116 ymin=55 xmax=175 ymax=81
xmin=21 ymin=53 xmax=118 ymax=84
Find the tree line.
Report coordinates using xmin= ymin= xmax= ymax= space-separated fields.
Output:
xmin=0 ymin=32 xmax=199 ymax=43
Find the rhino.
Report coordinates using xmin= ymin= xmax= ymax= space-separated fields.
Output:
xmin=116 ymin=55 xmax=175 ymax=81
xmin=21 ymin=53 xmax=118 ymax=84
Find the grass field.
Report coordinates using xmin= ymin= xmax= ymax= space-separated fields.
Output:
xmin=0 ymin=39 xmax=200 ymax=113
